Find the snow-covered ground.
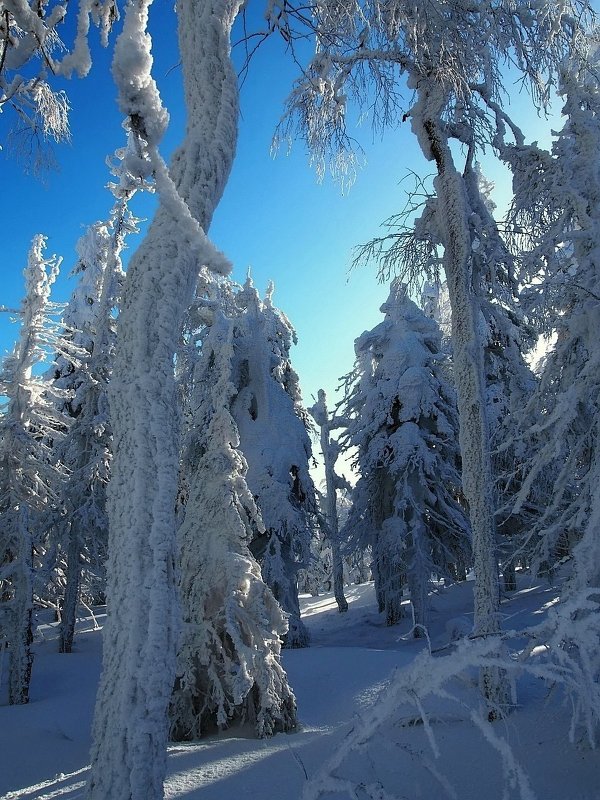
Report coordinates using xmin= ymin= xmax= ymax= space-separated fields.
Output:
xmin=1 ymin=579 xmax=599 ymax=800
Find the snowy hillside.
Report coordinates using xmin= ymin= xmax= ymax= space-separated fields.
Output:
xmin=2 ymin=579 xmax=598 ymax=800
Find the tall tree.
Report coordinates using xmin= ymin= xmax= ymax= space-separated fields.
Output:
xmin=86 ymin=0 xmax=241 ymax=796
xmin=170 ymin=300 xmax=297 ymax=740
xmin=461 ymin=162 xmax=538 ymax=590
xmin=281 ymin=0 xmax=591 ymax=711
xmin=0 ymin=235 xmax=66 ymax=703
xmin=506 ymin=47 xmax=600 ymax=590
xmin=308 ymin=389 xmax=348 ymax=613
xmin=48 ymin=139 xmax=142 ymax=653
xmin=339 ymin=281 xmax=470 ymax=630
xmin=230 ymin=278 xmax=318 ymax=648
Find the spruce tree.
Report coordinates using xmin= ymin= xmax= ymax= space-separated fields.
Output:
xmin=0 ymin=236 xmax=67 ymax=702
xmin=170 ymin=300 xmax=296 ymax=739
xmin=339 ymin=281 xmax=471 ymax=630
xmin=48 ymin=142 xmax=142 ymax=652
xmin=230 ymin=279 xmax=318 ymax=648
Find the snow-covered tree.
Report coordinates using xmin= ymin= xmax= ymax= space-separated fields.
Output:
xmin=282 ymin=0 xmax=591 ymax=710
xmin=48 ymin=140 xmax=143 ymax=653
xmin=297 ymin=522 xmax=331 ymax=596
xmin=339 ymin=281 xmax=471 ymax=630
xmin=506 ymin=48 xmax=600 ymax=590
xmin=308 ymin=389 xmax=348 ymax=612
xmin=86 ymin=0 xmax=241 ymax=796
xmin=0 ymin=235 xmax=66 ymax=703
xmin=414 ymin=163 xmax=538 ymax=593
xmin=458 ymin=160 xmax=538 ymax=591
xmin=230 ymin=278 xmax=318 ymax=648
xmin=170 ymin=302 xmax=296 ymax=740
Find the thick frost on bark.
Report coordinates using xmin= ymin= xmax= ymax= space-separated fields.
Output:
xmin=339 ymin=280 xmax=471 ymax=630
xmin=415 ymin=93 xmax=507 ymax=706
xmin=170 ymin=307 xmax=296 ymax=740
xmin=0 ymin=236 xmax=65 ymax=703
xmin=86 ymin=0 xmax=242 ymax=797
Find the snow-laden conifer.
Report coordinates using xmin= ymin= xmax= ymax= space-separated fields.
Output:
xmin=339 ymin=281 xmax=471 ymax=630
xmin=281 ymin=0 xmax=592 ymax=712
xmin=170 ymin=301 xmax=296 ymax=740
xmin=230 ymin=278 xmax=318 ymax=648
xmin=459 ymin=161 xmax=538 ymax=590
xmin=48 ymin=140 xmax=143 ymax=653
xmin=0 ymin=235 xmax=67 ymax=703
xmin=506 ymin=49 xmax=600 ymax=590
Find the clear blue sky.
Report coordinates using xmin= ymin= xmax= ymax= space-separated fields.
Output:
xmin=0 ymin=1 xmax=575 ymax=432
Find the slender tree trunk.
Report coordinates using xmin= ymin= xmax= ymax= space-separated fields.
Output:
xmin=316 ymin=391 xmax=348 ymax=613
xmin=59 ymin=520 xmax=80 ymax=654
xmin=503 ymin=559 xmax=517 ymax=593
xmin=407 ymin=475 xmax=428 ymax=638
xmin=9 ymin=508 xmax=34 ymax=705
xmin=331 ymin=533 xmax=348 ymax=613
xmin=86 ymin=1 xmax=242 ymax=797
xmin=416 ymin=84 xmax=510 ymax=714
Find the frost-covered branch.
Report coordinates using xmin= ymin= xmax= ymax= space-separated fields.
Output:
xmin=0 ymin=0 xmax=119 ymax=169
xmin=304 ymin=587 xmax=600 ymax=800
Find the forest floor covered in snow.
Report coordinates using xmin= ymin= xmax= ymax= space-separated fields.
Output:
xmin=1 ymin=576 xmax=599 ymax=800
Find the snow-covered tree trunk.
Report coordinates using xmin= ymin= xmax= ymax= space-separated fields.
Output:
xmin=310 ymin=390 xmax=348 ymax=613
xmin=323 ymin=455 xmax=348 ymax=615
xmin=86 ymin=0 xmax=241 ymax=797
xmin=415 ymin=85 xmax=509 ymax=712
xmin=8 ymin=508 xmax=34 ymax=705
xmin=405 ymin=476 xmax=428 ymax=638
xmin=58 ymin=522 xmax=81 ymax=654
